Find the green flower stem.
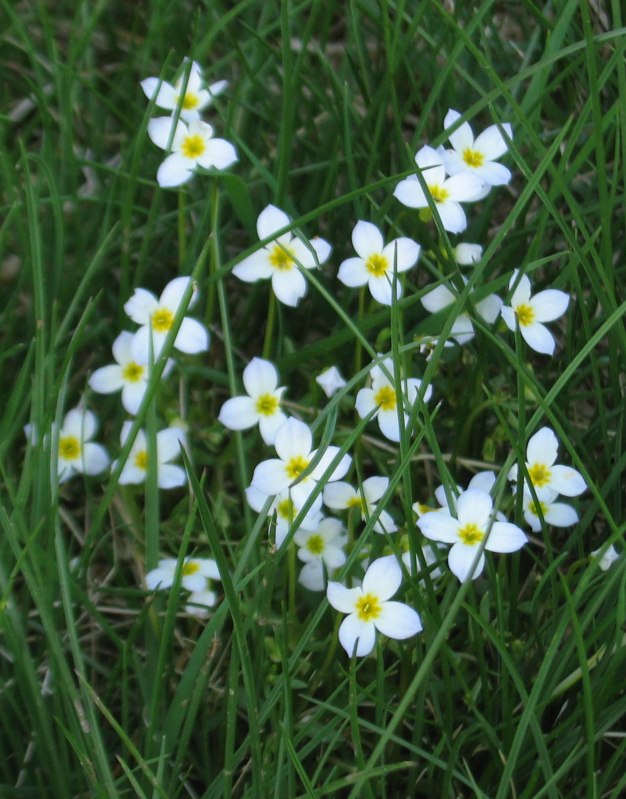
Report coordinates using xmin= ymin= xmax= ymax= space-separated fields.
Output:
xmin=262 ymin=290 xmax=277 ymax=360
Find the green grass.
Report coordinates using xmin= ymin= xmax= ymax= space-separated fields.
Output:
xmin=1 ymin=0 xmax=625 ymax=796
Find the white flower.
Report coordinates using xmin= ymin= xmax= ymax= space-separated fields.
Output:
xmin=421 ymin=278 xmax=503 ymax=345
xmin=393 ymin=145 xmax=484 ymax=234
xmin=454 ymin=242 xmax=483 ymax=265
xmin=116 ymin=422 xmax=187 ymax=489
xmin=88 ymin=331 xmax=173 ymax=415
xmin=141 ymin=59 xmax=227 ymax=122
xmin=590 ymin=544 xmax=620 ymax=571
xmin=250 ymin=418 xmax=351 ymax=507
xmin=521 ymin=489 xmax=579 ymax=532
xmin=245 ymin=485 xmax=323 ymax=548
xmin=327 ymin=556 xmax=422 ymax=656
xmin=56 ymin=408 xmax=110 ymax=483
xmin=218 ymin=357 xmax=287 ymax=445
xmin=508 ymin=427 xmax=587 ymax=499
xmin=441 ymin=109 xmax=513 ymax=187
xmin=417 ymin=488 xmax=527 ymax=582
xmin=147 ymin=117 xmax=237 ymax=187
xmin=316 ymin=366 xmax=347 ymax=398
xmin=232 ymin=205 xmax=331 ymax=307
xmin=355 ymin=356 xmax=432 ymax=442
xmin=337 ymin=221 xmax=420 ymax=305
xmin=146 ymin=557 xmax=220 ymax=593
xmin=501 ymin=271 xmax=569 ymax=355
xmin=323 ymin=476 xmax=397 ymax=534
xmin=416 ymin=334 xmax=454 ymax=361
xmin=295 ymin=517 xmax=347 ymax=591
xmin=124 ymin=276 xmax=209 ymax=363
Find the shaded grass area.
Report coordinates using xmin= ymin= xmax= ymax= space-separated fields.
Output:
xmin=0 ymin=0 xmax=625 ymax=796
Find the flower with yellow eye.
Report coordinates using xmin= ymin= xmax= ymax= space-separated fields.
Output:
xmin=337 ymin=221 xmax=420 ymax=305
xmin=508 ymin=426 xmax=586 ymax=498
xmin=56 ymin=407 xmax=110 ymax=483
xmin=441 ymin=108 xmax=513 ymax=189
xmin=89 ymin=331 xmax=173 ymax=415
xmin=501 ymin=270 xmax=569 ymax=355
xmin=141 ymin=59 xmax=227 ymax=123
xmin=124 ymin=277 xmax=209 ymax=364
xmin=323 ymin=476 xmax=397 ymax=534
xmin=393 ymin=145 xmax=484 ymax=234
xmin=232 ymin=205 xmax=331 ymax=307
xmin=146 ymin=556 xmax=220 ymax=593
xmin=250 ymin=418 xmax=351 ymax=507
xmin=355 ymin=355 xmax=432 ymax=443
xmin=295 ymin=517 xmax=347 ymax=592
xmin=116 ymin=422 xmax=187 ymax=490
xmin=218 ymin=357 xmax=287 ymax=445
xmin=417 ymin=488 xmax=527 ymax=582
xmin=147 ymin=117 xmax=237 ymax=187
xmin=327 ymin=556 xmax=422 ymax=657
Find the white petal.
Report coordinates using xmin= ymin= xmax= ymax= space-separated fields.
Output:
xmin=174 ymin=317 xmax=210 ymax=354
xmin=456 ymin=489 xmax=492 ymax=528
xmin=509 ymin=272 xmax=531 ymax=305
xmin=527 ymin=427 xmax=558 ymax=466
xmin=81 ymin=443 xmax=110 ymax=475
xmin=520 ymin=322 xmax=555 ymax=355
xmin=448 ymin=544 xmax=485 ymax=581
xmin=310 ymin=237 xmax=332 ymax=265
xmin=274 ymin=418 xmax=312 ymax=461
xmin=444 ymin=108 xmax=474 ymax=152
xmin=257 ymin=205 xmax=291 ymax=240
xmin=337 ymin=257 xmax=369 ymax=288
xmin=475 ymin=161 xmax=511 ymax=186
xmin=393 ymin=177 xmax=427 ymax=209
xmin=417 ymin=511 xmax=459 ymax=544
xmin=475 ymin=294 xmax=503 ymax=324
xmin=421 ymin=284 xmax=455 ymax=313
xmin=147 ymin=116 xmax=181 ymax=150
xmin=362 ymin=556 xmax=402 ymax=601
xmin=323 ymin=482 xmax=357 ymax=509
xmin=158 ymin=464 xmax=186 ymax=489
xmin=121 ymin=382 xmax=147 ymax=416
xmin=355 ymin=388 xmax=377 ymax=420
xmin=549 ymin=465 xmax=587 ymax=497
xmin=485 ymin=521 xmax=527 ymax=553
xmin=271 ymin=269 xmax=306 ymax=307
xmin=145 ymin=567 xmax=174 ymax=590
xmin=219 ymin=397 xmax=259 ymax=431
xmin=124 ymin=288 xmax=158 ymax=325
xmin=156 ymin=153 xmax=194 ymax=187
xmin=363 ymin=476 xmax=388 ymax=503
xmin=369 ymin=276 xmax=395 ymax=305
xmin=243 ymin=357 xmax=279 ymax=396
xmin=157 ymin=427 xmax=185 ymax=463
xmin=63 ymin=408 xmax=97 ymax=440
xmin=544 ymin=502 xmax=579 ymax=527
xmin=338 ymin=614 xmax=376 ymax=657
xmin=299 ymin=561 xmax=325 ymax=591
xmin=196 ymin=138 xmax=238 ymax=170
xmin=89 ymin=365 xmax=124 ymax=394
xmin=436 ymin=201 xmax=468 ymax=234
xmin=375 ymin=601 xmax=422 ymax=640
xmin=531 ymin=290 xmax=569 ymax=323
xmin=444 ymin=173 xmax=485 ymax=202
xmin=258 ymin=411 xmax=288 ymax=446
xmin=111 ymin=330 xmax=135 ymax=364
xmin=232 ymin=251 xmax=274 ymax=282
xmin=352 ymin=221 xmax=384 ymax=259
xmin=326 ymin=582 xmax=361 ymax=613
xmin=474 ymin=123 xmax=512 ymax=160
xmin=310 ymin=447 xmax=352 ymax=483
xmin=141 ymin=78 xmax=176 ymax=108
xmin=454 ymin=243 xmax=483 ymax=265
xmin=382 ymin=237 xmax=420 ymax=272
xmin=252 ymin=459 xmax=292 ymax=496
xmin=160 ymin=276 xmax=193 ymax=309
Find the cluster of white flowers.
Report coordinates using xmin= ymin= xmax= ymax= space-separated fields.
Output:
xmin=142 ymin=59 xmax=237 ymax=187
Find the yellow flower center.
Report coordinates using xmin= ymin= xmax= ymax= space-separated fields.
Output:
xmin=285 ymin=455 xmax=309 ymax=481
xmin=528 ymin=463 xmax=551 ymax=487
xmin=122 ymin=362 xmax=145 ymax=383
xmin=151 ymin=308 xmax=174 ymax=332
xmin=355 ymin=592 xmax=382 ymax=622
xmin=462 ymin=147 xmax=485 ymax=168
xmin=347 ymin=496 xmax=364 ymax=511
xmin=458 ymin=522 xmax=484 ymax=545
xmin=528 ymin=500 xmax=548 ymax=517
xmin=306 ymin=534 xmax=325 ymax=555
xmin=374 ymin=384 xmax=396 ymax=411
xmin=268 ymin=244 xmax=295 ymax=271
xmin=182 ymin=561 xmax=200 ymax=576
xmin=181 ymin=92 xmax=199 ymax=110
xmin=429 ymin=184 xmax=449 ymax=203
xmin=255 ymin=394 xmax=279 ymax=416
xmin=418 ymin=503 xmax=435 ymax=514
xmin=59 ymin=435 xmax=81 ymax=461
xmin=365 ymin=253 xmax=389 ymax=278
xmin=134 ymin=450 xmax=148 ymax=470
xmin=180 ymin=133 xmax=206 ymax=159
xmin=515 ymin=303 xmax=535 ymax=327
xmin=277 ymin=497 xmax=295 ymax=521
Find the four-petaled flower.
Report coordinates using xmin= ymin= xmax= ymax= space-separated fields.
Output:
xmin=337 ymin=221 xmax=420 ymax=305
xmin=89 ymin=331 xmax=173 ymax=415
xmin=520 ymin=488 xmax=579 ymax=532
xmin=245 ymin=485 xmax=323 ymax=548
xmin=316 ymin=366 xmax=347 ymax=398
xmin=323 ymin=475 xmax=397 ymax=534
xmin=146 ymin=556 xmax=220 ymax=593
xmin=232 ymin=205 xmax=332 ymax=307
xmin=327 ymin=556 xmax=422 ymax=656
xmin=218 ymin=357 xmax=287 ymax=445
xmin=124 ymin=277 xmax=209 ymax=363
xmin=508 ymin=426 xmax=587 ymax=499
xmin=393 ymin=145 xmax=484 ymax=234
xmin=590 ymin=544 xmax=620 ymax=572
xmin=147 ymin=117 xmax=237 ymax=187
xmin=55 ymin=408 xmax=110 ymax=483
xmin=250 ymin=417 xmax=351 ymax=507
xmin=295 ymin=517 xmax=347 ymax=591
xmin=501 ymin=270 xmax=569 ymax=355
xmin=441 ymin=108 xmax=513 ymax=188
xmin=417 ymin=488 xmax=527 ymax=582
xmin=420 ymin=278 xmax=503 ymax=345
xmin=141 ymin=60 xmax=227 ymax=123
xmin=355 ymin=356 xmax=432 ymax=442
xmin=116 ymin=422 xmax=187 ymax=489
